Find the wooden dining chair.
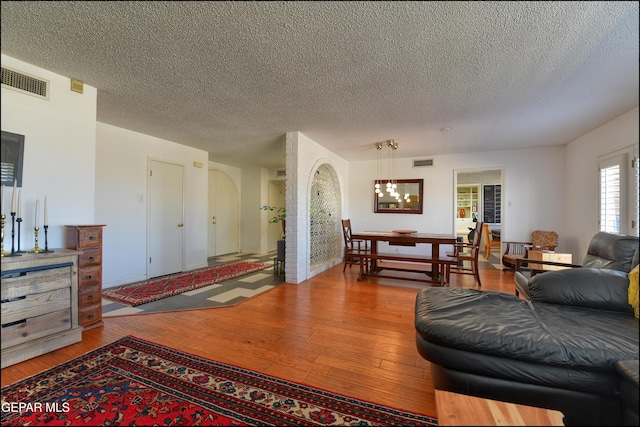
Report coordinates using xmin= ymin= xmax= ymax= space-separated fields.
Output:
xmin=341 ymin=219 xmax=370 ymax=273
xmin=444 ymin=221 xmax=483 ymax=286
xmin=482 ymin=223 xmax=501 ymax=259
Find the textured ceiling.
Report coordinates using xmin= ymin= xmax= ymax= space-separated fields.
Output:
xmin=1 ymin=1 xmax=638 ymax=169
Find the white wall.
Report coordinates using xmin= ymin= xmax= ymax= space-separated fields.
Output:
xmin=1 ymin=55 xmax=97 ymax=249
xmin=95 ymin=123 xmax=209 ymax=288
xmin=348 ymin=146 xmax=566 ymax=257
xmin=565 ymin=106 xmax=639 ymax=260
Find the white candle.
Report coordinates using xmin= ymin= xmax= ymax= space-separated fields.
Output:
xmin=11 ymin=179 xmax=17 ymax=213
xmin=44 ymin=197 xmax=48 ymax=226
xmin=17 ymin=189 xmax=21 ymax=218
xmin=35 ymin=199 xmax=39 ymax=228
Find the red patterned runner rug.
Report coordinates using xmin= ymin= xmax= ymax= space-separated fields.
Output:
xmin=102 ymin=261 xmax=271 ymax=306
xmin=1 ymin=336 xmax=437 ymax=426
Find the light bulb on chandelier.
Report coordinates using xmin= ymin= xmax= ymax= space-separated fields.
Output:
xmin=374 ymin=139 xmax=398 ymax=195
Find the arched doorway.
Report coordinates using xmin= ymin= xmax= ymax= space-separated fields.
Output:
xmin=309 ymin=164 xmax=341 ymax=271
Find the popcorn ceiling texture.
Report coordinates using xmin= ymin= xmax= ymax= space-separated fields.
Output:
xmin=1 ymin=2 xmax=637 ymax=168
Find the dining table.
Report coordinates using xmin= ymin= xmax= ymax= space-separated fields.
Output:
xmin=350 ymin=231 xmax=457 ymax=284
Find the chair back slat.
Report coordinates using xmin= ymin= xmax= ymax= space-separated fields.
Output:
xmin=472 ymin=221 xmax=483 ymax=247
xmin=341 ymin=219 xmax=353 ymax=247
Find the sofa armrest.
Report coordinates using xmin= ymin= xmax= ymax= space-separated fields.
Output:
xmin=528 ymin=267 xmax=633 ymax=314
xmin=514 ymin=259 xmax=584 ymax=298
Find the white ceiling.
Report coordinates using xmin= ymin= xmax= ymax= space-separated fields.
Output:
xmin=1 ymin=1 xmax=638 ymax=169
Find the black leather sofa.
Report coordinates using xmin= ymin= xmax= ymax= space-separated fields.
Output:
xmin=415 ymin=234 xmax=639 ymax=426
xmin=514 ymin=232 xmax=639 ymax=299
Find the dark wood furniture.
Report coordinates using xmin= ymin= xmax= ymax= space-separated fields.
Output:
xmin=65 ymin=225 xmax=106 ymax=330
xmin=341 ymin=219 xmax=370 ymax=273
xmin=274 ymin=239 xmax=285 ymax=277
xmin=350 ymin=231 xmax=457 ymax=285
xmin=444 ymin=221 xmax=483 ymax=286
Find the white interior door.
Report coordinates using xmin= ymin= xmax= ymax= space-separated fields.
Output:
xmin=148 ymin=159 xmax=184 ymax=278
xmin=208 ymin=169 xmax=239 ymax=257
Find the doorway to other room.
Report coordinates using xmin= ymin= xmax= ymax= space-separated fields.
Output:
xmin=454 ymin=169 xmax=503 ymax=243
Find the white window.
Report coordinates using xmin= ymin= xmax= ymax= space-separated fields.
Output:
xmin=599 ymin=145 xmax=639 ymax=236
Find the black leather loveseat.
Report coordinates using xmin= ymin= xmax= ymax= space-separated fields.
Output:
xmin=415 ymin=233 xmax=639 ymax=426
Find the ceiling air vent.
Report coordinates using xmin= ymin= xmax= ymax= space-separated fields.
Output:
xmin=1 ymin=66 xmax=49 ymax=100
xmin=413 ymin=159 xmax=434 ymax=167
xmin=276 ymin=169 xmax=286 ymax=177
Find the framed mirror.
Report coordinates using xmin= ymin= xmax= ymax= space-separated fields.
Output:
xmin=374 ymin=179 xmax=423 ymax=214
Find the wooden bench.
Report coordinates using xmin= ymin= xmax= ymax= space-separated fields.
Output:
xmin=356 ymin=251 xmax=458 ymax=285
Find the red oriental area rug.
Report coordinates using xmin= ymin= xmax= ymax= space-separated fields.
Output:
xmin=1 ymin=336 xmax=437 ymax=426
xmin=102 ymin=261 xmax=271 ymax=306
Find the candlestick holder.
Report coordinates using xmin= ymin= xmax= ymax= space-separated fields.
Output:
xmin=42 ymin=225 xmax=54 ymax=253
xmin=16 ymin=217 xmax=25 ymax=253
xmin=1 ymin=214 xmax=9 ymax=256
xmin=4 ymin=212 xmax=22 ymax=257
xmin=29 ymin=226 xmax=45 ymax=253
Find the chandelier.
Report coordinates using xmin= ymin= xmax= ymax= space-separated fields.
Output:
xmin=374 ymin=139 xmax=409 ymax=203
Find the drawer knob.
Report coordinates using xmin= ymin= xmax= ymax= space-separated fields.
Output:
xmin=89 ymin=236 xmax=96 ymax=241
xmin=89 ymin=256 xmax=95 ymax=261
xmin=88 ymin=295 xmax=94 ymax=300
xmin=88 ymin=314 xmax=94 ymax=319
xmin=86 ymin=275 xmax=93 ymax=280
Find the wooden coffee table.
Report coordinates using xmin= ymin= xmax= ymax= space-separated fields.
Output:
xmin=435 ymin=390 xmax=564 ymax=426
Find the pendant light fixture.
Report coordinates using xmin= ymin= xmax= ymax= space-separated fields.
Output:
xmin=374 ymin=139 xmax=398 ymax=197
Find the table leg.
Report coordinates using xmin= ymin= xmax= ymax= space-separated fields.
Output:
xmin=370 ymin=241 xmax=379 ymax=273
xmin=357 ymin=240 xmax=374 ymax=281
xmin=357 ymin=252 xmax=365 ymax=281
xmin=432 ymin=243 xmax=442 ymax=285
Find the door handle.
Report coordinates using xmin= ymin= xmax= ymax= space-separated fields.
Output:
xmin=178 ymin=223 xmax=184 ymax=227
xmin=212 ymin=216 xmax=216 ymax=224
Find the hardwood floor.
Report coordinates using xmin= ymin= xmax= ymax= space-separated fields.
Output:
xmin=1 ymin=263 xmax=517 ymax=419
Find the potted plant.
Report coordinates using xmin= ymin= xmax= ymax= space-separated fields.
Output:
xmin=261 ymin=204 xmax=286 ymax=238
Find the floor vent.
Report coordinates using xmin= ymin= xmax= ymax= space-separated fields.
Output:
xmin=1 ymin=66 xmax=49 ymax=100
xmin=276 ymin=169 xmax=286 ymax=177
xmin=413 ymin=159 xmax=434 ymax=167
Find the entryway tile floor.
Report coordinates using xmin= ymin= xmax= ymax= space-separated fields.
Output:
xmin=102 ymin=251 xmax=283 ymax=317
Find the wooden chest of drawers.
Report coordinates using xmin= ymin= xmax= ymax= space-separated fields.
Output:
xmin=65 ymin=225 xmax=106 ymax=330
xmin=1 ymin=250 xmax=83 ymax=368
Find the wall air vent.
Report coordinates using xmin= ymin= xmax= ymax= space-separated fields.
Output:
xmin=276 ymin=169 xmax=286 ymax=177
xmin=1 ymin=66 xmax=49 ymax=100
xmin=413 ymin=159 xmax=434 ymax=167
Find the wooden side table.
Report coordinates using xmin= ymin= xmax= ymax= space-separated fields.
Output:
xmin=435 ymin=390 xmax=564 ymax=426
xmin=528 ymin=250 xmax=572 ymax=271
